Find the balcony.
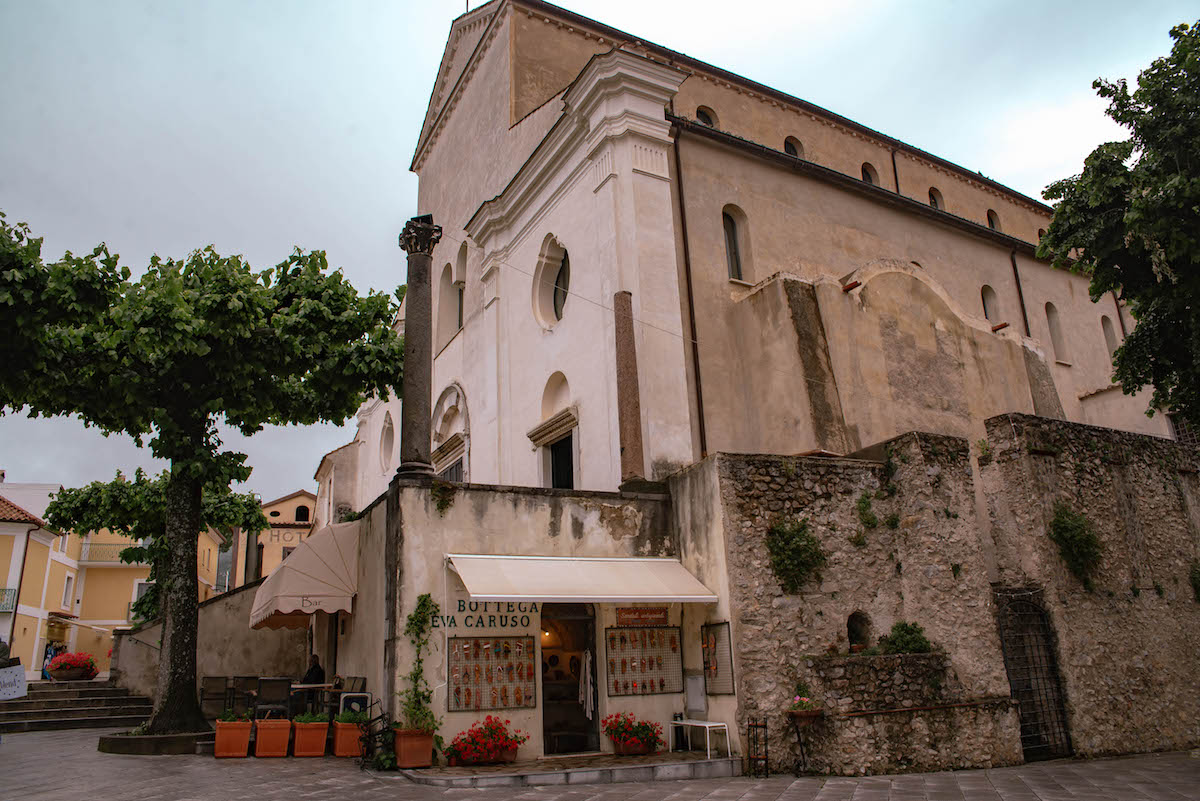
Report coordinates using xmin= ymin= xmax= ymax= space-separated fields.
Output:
xmin=0 ymin=588 xmax=15 ymax=613
xmin=79 ymin=542 xmax=146 ymax=564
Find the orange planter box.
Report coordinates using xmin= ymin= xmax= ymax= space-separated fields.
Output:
xmin=214 ymin=719 xmax=252 ymax=758
xmin=333 ymin=721 xmax=363 ymax=758
xmin=254 ymin=719 xmax=292 ymax=757
xmin=292 ymin=721 xmax=328 ymax=757
xmin=394 ymin=729 xmax=434 ymax=768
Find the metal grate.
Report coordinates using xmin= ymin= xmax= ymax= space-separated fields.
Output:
xmin=701 ymin=622 xmax=735 ymax=695
xmin=1169 ymin=415 xmax=1200 ymax=448
xmin=746 ymin=717 xmax=768 ymax=777
xmin=994 ymin=588 xmax=1072 ymax=761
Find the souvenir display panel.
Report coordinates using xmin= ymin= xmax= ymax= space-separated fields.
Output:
xmin=447 ymin=636 xmax=537 ymax=711
xmin=701 ymin=621 xmax=735 ymax=695
xmin=604 ymin=626 xmax=683 ymax=696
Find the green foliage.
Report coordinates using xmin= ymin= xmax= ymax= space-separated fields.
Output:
xmin=1153 ymin=581 xmax=1165 ymax=597
xmin=1039 ymin=22 xmax=1200 ymax=425
xmin=1047 ymin=502 xmax=1104 ymax=591
xmin=0 ymin=214 xmax=405 ymax=734
xmin=335 ymin=709 xmax=368 ymax=725
xmin=848 ymin=530 xmax=867 ymax=548
xmin=398 ymin=593 xmax=441 ymax=734
xmin=1131 ymin=585 xmax=1141 ymax=597
xmin=765 ymin=518 xmax=826 ymax=593
xmin=856 ymin=492 xmax=878 ymax=528
xmin=951 ymin=563 xmax=962 ymax=579
xmin=217 ymin=709 xmax=250 ymax=722
xmin=431 ymin=480 xmax=456 ymax=516
xmin=45 ymin=469 xmax=266 ymax=622
xmin=372 ymin=750 xmax=397 ymax=771
xmin=976 ymin=439 xmax=992 ymax=461
xmin=293 ymin=711 xmax=329 ymax=723
xmin=877 ymin=622 xmax=934 ymax=655
xmin=884 ymin=513 xmax=900 ymax=530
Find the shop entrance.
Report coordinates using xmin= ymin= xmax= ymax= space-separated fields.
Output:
xmin=540 ymin=603 xmax=599 ymax=754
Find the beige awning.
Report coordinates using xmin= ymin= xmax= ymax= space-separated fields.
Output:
xmin=250 ymin=522 xmax=359 ymax=630
xmin=446 ymin=554 xmax=717 ymax=603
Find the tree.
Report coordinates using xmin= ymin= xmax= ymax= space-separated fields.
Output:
xmin=1 ymin=215 xmax=405 ymax=732
xmin=1039 ymin=21 xmax=1200 ymax=424
xmin=45 ymin=470 xmax=268 ymax=623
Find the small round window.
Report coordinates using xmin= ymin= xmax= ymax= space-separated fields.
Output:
xmin=553 ymin=252 xmax=570 ymax=320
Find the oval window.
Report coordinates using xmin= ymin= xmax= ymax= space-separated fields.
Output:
xmin=553 ymin=252 xmax=570 ymax=321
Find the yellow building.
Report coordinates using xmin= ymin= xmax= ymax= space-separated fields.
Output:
xmin=231 ymin=490 xmax=315 ymax=588
xmin=1 ymin=481 xmax=223 ymax=679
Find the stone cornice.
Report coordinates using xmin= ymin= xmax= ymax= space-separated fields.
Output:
xmin=527 ymin=406 xmax=579 ymax=448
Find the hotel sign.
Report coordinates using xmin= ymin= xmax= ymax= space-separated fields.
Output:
xmin=616 ymin=607 xmax=668 ymax=627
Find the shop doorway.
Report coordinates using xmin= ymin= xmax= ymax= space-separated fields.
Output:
xmin=540 ymin=603 xmax=598 ymax=754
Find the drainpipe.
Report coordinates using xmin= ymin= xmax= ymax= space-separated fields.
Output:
xmin=1010 ymin=250 xmax=1031 ymax=337
xmin=671 ymin=130 xmax=709 ymax=459
xmin=890 ymin=149 xmax=901 ymax=195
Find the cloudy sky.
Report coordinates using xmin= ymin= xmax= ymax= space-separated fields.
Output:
xmin=0 ymin=0 xmax=1193 ymax=502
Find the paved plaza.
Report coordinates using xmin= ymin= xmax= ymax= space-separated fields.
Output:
xmin=1 ymin=729 xmax=1197 ymax=801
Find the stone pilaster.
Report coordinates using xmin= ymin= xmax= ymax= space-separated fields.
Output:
xmin=614 ymin=291 xmax=646 ymax=483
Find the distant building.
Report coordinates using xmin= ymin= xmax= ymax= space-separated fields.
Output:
xmin=230 ymin=490 xmax=316 ymax=588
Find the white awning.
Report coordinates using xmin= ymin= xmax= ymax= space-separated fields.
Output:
xmin=446 ymin=554 xmax=717 ymax=603
xmin=250 ymin=522 xmax=359 ymax=630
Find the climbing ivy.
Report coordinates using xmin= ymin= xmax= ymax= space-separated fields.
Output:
xmin=398 ymin=593 xmax=441 ymax=734
xmin=765 ymin=518 xmax=826 ymax=593
xmin=1048 ymin=502 xmax=1103 ymax=592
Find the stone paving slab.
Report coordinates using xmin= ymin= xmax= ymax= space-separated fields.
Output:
xmin=0 ymin=729 xmax=1197 ymax=801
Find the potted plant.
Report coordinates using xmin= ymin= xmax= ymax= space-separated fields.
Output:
xmin=393 ymin=593 xmax=441 ymax=769
xmin=214 ymin=709 xmax=252 ymax=758
xmin=254 ymin=713 xmax=292 ymax=758
xmin=443 ymin=716 xmax=529 ymax=766
xmin=786 ymin=682 xmax=823 ymax=725
xmin=333 ymin=709 xmax=367 ymax=758
xmin=601 ymin=712 xmax=664 ymax=755
xmin=292 ymin=711 xmax=329 ymax=757
xmin=46 ymin=651 xmax=97 ymax=681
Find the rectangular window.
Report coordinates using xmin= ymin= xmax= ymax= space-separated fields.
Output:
xmin=135 ymin=580 xmax=154 ymax=600
xmin=61 ymin=575 xmax=74 ymax=609
xmin=282 ymin=547 xmax=295 ymax=561
xmin=549 ymin=432 xmax=574 ymax=490
xmin=438 ymin=458 xmax=464 ymax=483
xmin=456 ymin=284 xmax=464 ymax=330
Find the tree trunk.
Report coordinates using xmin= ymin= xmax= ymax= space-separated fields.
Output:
xmin=146 ymin=467 xmax=209 ymax=733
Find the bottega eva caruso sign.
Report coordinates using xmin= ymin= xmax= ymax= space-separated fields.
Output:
xmin=432 ymin=600 xmax=540 ymax=629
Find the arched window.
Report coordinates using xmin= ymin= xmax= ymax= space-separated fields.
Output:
xmin=295 ymin=505 xmax=310 ymax=523
xmin=1101 ymin=315 xmax=1119 ymax=359
xmin=436 ymin=263 xmax=460 ymax=348
xmin=861 ymin=162 xmax=879 ymax=185
xmin=722 ymin=210 xmax=743 ymax=281
xmin=1037 ymin=228 xmax=1046 ymax=241
xmin=695 ymin=106 xmax=717 ymax=127
xmin=784 ymin=137 xmax=803 ymax=158
xmin=987 ymin=209 xmax=1001 ymax=231
xmin=379 ymin=411 xmax=395 ymax=473
xmin=981 ymin=285 xmax=999 ymax=321
xmin=1045 ymin=302 xmax=1068 ymax=363
xmin=928 ymin=187 xmax=943 ymax=210
xmin=848 ymin=611 xmax=872 ymax=650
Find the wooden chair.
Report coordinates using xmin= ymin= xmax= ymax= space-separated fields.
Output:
xmin=199 ymin=676 xmax=228 ymax=719
xmin=253 ymin=677 xmax=292 ymax=719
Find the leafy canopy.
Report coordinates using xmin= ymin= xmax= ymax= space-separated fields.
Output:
xmin=1038 ymin=22 xmax=1200 ymax=423
xmin=44 ymin=469 xmax=268 ymax=621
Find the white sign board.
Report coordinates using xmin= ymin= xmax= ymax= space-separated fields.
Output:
xmin=0 ymin=664 xmax=28 ymax=700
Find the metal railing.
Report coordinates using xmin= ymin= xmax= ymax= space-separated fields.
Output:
xmin=79 ymin=542 xmax=145 ymax=563
xmin=0 ymin=588 xmax=16 ymax=613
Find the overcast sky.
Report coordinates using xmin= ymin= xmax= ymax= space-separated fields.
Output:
xmin=0 ymin=0 xmax=1193 ymax=502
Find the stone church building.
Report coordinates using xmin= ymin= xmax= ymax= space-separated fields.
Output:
xmin=262 ymin=0 xmax=1199 ymax=776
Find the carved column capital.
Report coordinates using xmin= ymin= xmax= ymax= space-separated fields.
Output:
xmin=399 ymin=215 xmax=443 ymax=256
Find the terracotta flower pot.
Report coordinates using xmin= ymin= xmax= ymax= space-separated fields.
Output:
xmin=214 ymin=719 xmax=252 ymax=758
xmin=612 ymin=739 xmax=653 ymax=755
xmin=333 ymin=721 xmax=363 ymax=758
xmin=254 ymin=719 xmax=292 ymax=757
xmin=393 ymin=729 xmax=434 ymax=768
xmin=787 ymin=709 xmax=824 ymax=729
xmin=292 ymin=721 xmax=328 ymax=757
xmin=502 ymin=746 xmax=518 ymax=763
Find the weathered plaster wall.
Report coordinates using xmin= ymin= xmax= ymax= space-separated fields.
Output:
xmin=708 ymin=437 xmax=1017 ymax=774
xmin=111 ymin=579 xmax=307 ymax=702
xmin=981 ymin=414 xmax=1200 ymax=757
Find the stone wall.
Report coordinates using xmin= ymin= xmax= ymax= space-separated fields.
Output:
xmin=111 ymin=579 xmax=308 ymax=702
xmin=981 ymin=413 xmax=1200 ymax=757
xmin=714 ymin=434 xmax=1019 ymax=774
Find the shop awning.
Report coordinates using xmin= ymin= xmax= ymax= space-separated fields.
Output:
xmin=446 ymin=554 xmax=718 ymax=603
xmin=250 ymin=521 xmax=359 ymax=630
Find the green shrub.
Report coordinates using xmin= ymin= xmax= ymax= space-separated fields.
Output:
xmin=217 ymin=709 xmax=250 ymax=722
xmin=857 ymin=492 xmax=879 ymax=529
xmin=848 ymin=530 xmax=867 ymax=548
xmin=885 ymin=513 xmax=900 ymax=530
xmin=877 ymin=622 xmax=933 ymax=655
xmin=336 ymin=709 xmax=368 ymax=724
xmin=766 ymin=518 xmax=826 ymax=593
xmin=293 ymin=711 xmax=329 ymax=723
xmin=1047 ymin=502 xmax=1103 ymax=591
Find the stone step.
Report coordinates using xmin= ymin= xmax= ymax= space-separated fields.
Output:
xmin=27 ymin=679 xmax=113 ymax=691
xmin=0 ymin=703 xmax=152 ymax=723
xmin=15 ymin=686 xmax=132 ymax=701
xmin=0 ymin=713 xmax=149 ymax=734
xmin=0 ymin=695 xmax=151 ymax=713
xmin=400 ymin=756 xmax=742 ymax=787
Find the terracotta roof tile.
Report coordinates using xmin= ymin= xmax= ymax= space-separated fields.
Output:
xmin=0 ymin=494 xmax=48 ymax=528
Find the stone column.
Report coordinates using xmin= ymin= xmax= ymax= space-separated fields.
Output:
xmin=397 ymin=214 xmax=442 ymax=478
xmin=614 ymin=291 xmax=646 ymax=483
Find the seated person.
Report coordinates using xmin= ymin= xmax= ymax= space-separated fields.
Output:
xmin=301 ymin=654 xmax=325 ymax=685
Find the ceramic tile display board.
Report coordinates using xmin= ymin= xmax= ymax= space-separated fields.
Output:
xmin=447 ymin=636 xmax=537 ymax=711
xmin=604 ymin=627 xmax=684 ymax=696
xmin=701 ymin=621 xmax=735 ymax=695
